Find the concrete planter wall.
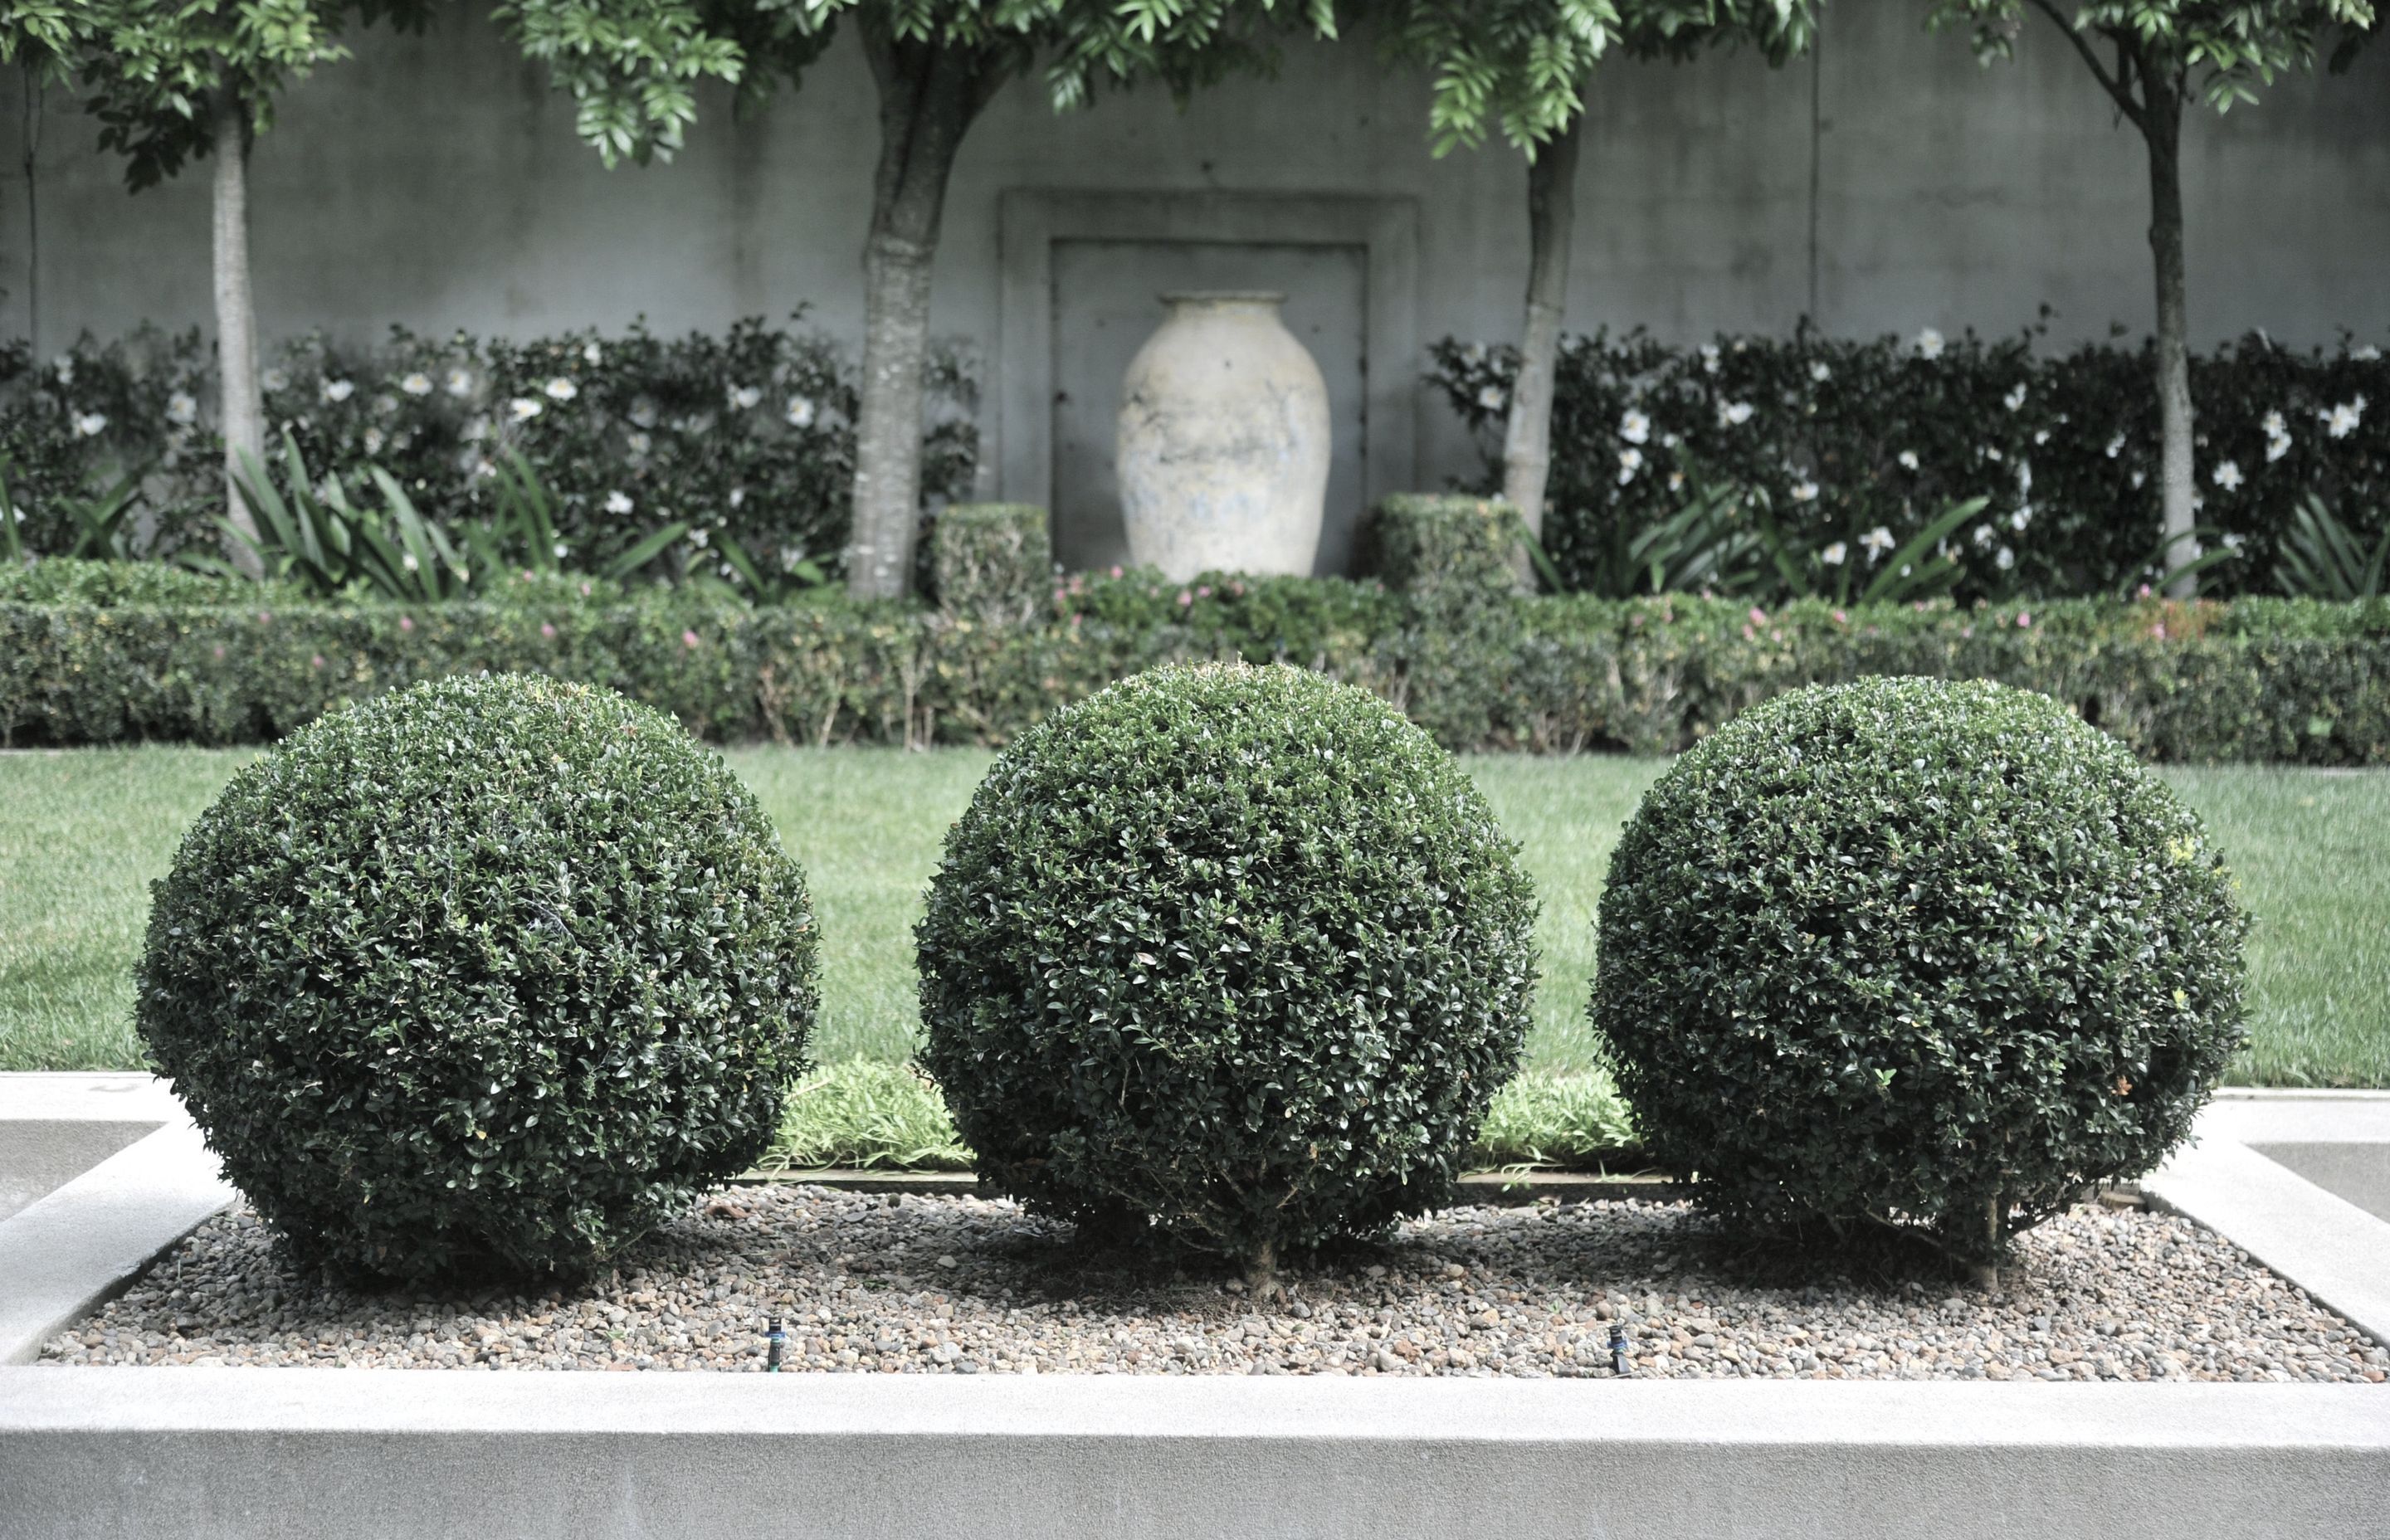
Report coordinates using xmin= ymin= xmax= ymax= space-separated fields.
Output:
xmin=1117 ymin=292 xmax=1331 ymax=581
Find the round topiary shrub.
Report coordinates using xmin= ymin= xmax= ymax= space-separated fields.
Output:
xmin=137 ymin=674 xmax=818 ymax=1283
xmin=1593 ymin=676 xmax=2248 ymax=1270
xmin=916 ymin=663 xmax=1539 ymax=1278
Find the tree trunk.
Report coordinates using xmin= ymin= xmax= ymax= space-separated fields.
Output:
xmin=212 ymin=96 xmax=264 ymax=573
xmin=2142 ymin=80 xmax=2197 ymax=597
xmin=845 ymin=27 xmax=1004 ymax=600
xmin=1500 ymin=112 xmax=1584 ymax=588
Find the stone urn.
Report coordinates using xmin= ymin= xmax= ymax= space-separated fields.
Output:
xmin=1115 ymin=291 xmax=1329 ymax=581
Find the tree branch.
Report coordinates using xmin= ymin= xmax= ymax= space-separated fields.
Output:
xmin=2022 ymin=0 xmax=2144 ymax=131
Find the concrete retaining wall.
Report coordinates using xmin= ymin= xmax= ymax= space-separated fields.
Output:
xmin=3 ymin=1372 xmax=2387 ymax=1540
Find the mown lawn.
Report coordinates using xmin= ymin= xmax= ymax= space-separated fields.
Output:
xmin=2 ymin=747 xmax=2383 ymax=1086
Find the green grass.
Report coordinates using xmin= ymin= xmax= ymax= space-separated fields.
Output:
xmin=2 ymin=747 xmax=2384 ymax=1087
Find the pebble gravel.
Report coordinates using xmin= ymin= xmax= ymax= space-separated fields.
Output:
xmin=41 ymin=1187 xmax=2388 ymax=1382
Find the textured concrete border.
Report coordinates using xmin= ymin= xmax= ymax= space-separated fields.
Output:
xmin=2146 ymin=1091 xmax=2390 ymax=1351
xmin=2 ymin=1372 xmax=2386 ymax=1540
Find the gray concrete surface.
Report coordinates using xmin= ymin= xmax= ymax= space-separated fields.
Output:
xmin=0 ymin=1120 xmax=235 ymax=1365
xmin=2252 ymin=1143 xmax=2390 ymax=1224
xmin=0 ymin=1122 xmax=159 ymax=1226
xmin=2 ymin=1372 xmax=2386 ymax=1540
xmin=1 ymin=7 xmax=2384 ymax=522
xmin=2145 ymin=1095 xmax=2390 ymax=1352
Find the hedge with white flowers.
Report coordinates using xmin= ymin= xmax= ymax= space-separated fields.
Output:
xmin=0 ymin=317 xmax=978 ymax=581
xmin=1430 ymin=326 xmax=2386 ymax=598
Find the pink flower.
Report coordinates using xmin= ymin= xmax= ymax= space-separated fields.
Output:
xmin=541 ymin=622 xmax=557 ymax=640
xmin=310 ymin=654 xmax=324 ymax=670
xmin=681 ymin=629 xmax=700 ymax=649
xmin=398 ymin=615 xmax=414 ymax=633
xmin=2151 ymin=623 xmax=2168 ymax=640
xmin=1832 ymin=610 xmax=1847 ymax=626
xmin=2137 ymin=583 xmax=2153 ymax=600
xmin=1742 ymin=624 xmax=1756 ymax=641
xmin=2017 ymin=612 xmax=2032 ymax=628
xmin=1176 ymin=590 xmax=1193 ymax=607
xmin=256 ymin=611 xmax=272 ymax=626
xmin=211 ymin=644 xmax=226 ymax=661
xmin=1110 ymin=565 xmax=1124 ymax=579
xmin=1197 ymin=586 xmax=1212 ymax=599
xmin=1747 ymin=606 xmax=1767 ymax=626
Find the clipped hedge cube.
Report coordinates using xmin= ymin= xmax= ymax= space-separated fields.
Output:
xmin=931 ymin=503 xmax=1052 ymax=626
xmin=136 ymin=674 xmax=819 ymax=1283
xmin=916 ymin=662 xmax=1539 ymax=1279
xmin=1593 ymin=676 xmax=2249 ymax=1270
xmin=1364 ymin=494 xmax=1518 ymax=602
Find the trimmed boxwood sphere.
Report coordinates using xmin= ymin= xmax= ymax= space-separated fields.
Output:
xmin=137 ymin=674 xmax=818 ymax=1283
xmin=916 ymin=663 xmax=1539 ymax=1271
xmin=1593 ymin=676 xmax=2247 ymax=1265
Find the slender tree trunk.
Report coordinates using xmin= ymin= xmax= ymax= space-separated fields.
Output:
xmin=1500 ymin=112 xmax=1583 ymax=588
xmin=846 ymin=27 xmax=1004 ymax=600
xmin=212 ymin=96 xmax=264 ymax=572
xmin=2141 ymin=79 xmax=2197 ymax=597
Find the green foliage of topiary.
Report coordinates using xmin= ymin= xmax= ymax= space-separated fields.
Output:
xmin=135 ymin=673 xmax=819 ymax=1282
xmin=1365 ymin=494 xmax=1518 ymax=602
xmin=916 ymin=662 xmax=1539 ymax=1275
xmin=1593 ymin=676 xmax=2249 ymax=1267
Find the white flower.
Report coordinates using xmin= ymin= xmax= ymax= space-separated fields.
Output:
xmin=373 ymin=393 xmax=398 ymax=416
xmin=71 ymin=411 xmax=107 ymax=438
xmin=1619 ymin=408 xmax=1651 ymax=445
xmin=509 ymin=397 xmax=544 ymax=422
xmin=553 ymin=542 xmax=569 ymax=560
xmin=401 ymin=372 xmax=434 ymax=397
xmin=1897 ymin=450 xmax=1920 ymax=472
xmin=2033 ymin=429 xmax=2050 ymax=445
xmin=1699 ymin=344 xmax=1721 ymax=374
xmin=2011 ymin=504 xmax=2033 ymax=532
xmin=779 ymin=546 xmax=806 ymax=572
xmin=1790 ymin=480 xmax=1819 ymax=503
xmin=2263 ymin=409 xmax=2287 ymax=436
xmin=626 ymin=431 xmax=652 ymax=457
xmin=1477 ymin=384 xmax=1506 ymax=412
xmin=401 ymin=551 xmax=418 ymax=573
xmin=1860 ymin=526 xmax=1896 ymax=561
xmin=688 ymin=528 xmax=710 ymax=549
xmin=628 ymin=398 xmax=658 ymax=430
xmin=2212 ymin=459 xmax=2243 ymax=490
xmin=444 ymin=368 xmax=474 ymax=397
xmin=1915 ymin=329 xmax=1945 ymax=359
xmin=729 ymin=487 xmax=747 ymax=509
xmin=1996 ymin=546 xmax=2016 ymax=571
xmin=461 ymin=415 xmax=490 ymax=443
xmin=785 ymin=395 xmax=817 ymax=429
xmin=1616 ymin=446 xmax=1643 ymax=485
xmin=319 ymin=378 xmax=354 ymax=404
xmin=261 ymin=368 xmax=290 ymax=392
xmin=2003 ymin=382 xmax=2027 ymax=412
xmin=543 ymin=378 xmax=578 ymax=402
xmin=1983 ymin=445 xmax=2003 ymax=461
xmin=1972 ymin=523 xmax=1996 ymax=548
xmin=2354 ymin=344 xmax=2383 ymax=362
xmin=2132 ymin=470 xmax=2146 ymax=489
xmin=51 ymin=354 xmax=73 ymax=384
xmin=2016 ymin=460 xmax=2032 ymax=495
xmin=583 ymin=341 xmax=603 ymax=366
xmin=2106 ymin=433 xmax=2127 ymax=459
xmin=729 ymin=383 xmax=763 ymax=412
xmin=1808 ymin=360 xmax=1832 ymax=383
xmin=2222 ymin=531 xmax=2246 ymax=551
xmin=1821 ymin=541 xmax=1847 ymax=567
xmin=604 ymin=490 xmax=634 ymax=515
xmin=2324 ymin=398 xmax=2365 ymax=439
xmin=167 ymin=391 xmax=198 ymax=426
xmin=1666 ymin=470 xmax=1685 ymax=492
xmin=1717 ymin=400 xmax=1755 ymax=428
xmin=1461 ymin=342 xmax=1487 ymax=365
xmin=363 ymin=427 xmax=386 ymax=456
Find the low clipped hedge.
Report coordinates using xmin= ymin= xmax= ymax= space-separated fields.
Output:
xmin=1593 ymin=677 xmax=2249 ymax=1270
xmin=135 ymin=674 xmax=820 ymax=1283
xmin=4 ymin=557 xmax=2388 ymax=763
xmin=915 ymin=664 xmax=1539 ymax=1275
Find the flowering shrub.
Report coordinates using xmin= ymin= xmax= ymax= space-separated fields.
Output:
xmin=136 ymin=674 xmax=820 ymax=1282
xmin=1593 ymin=676 xmax=2248 ymax=1268
xmin=0 ymin=316 xmax=978 ymax=585
xmin=917 ymin=663 xmax=1539 ymax=1276
xmin=0 ymin=329 xmax=217 ymax=557
xmin=1431 ymin=325 xmax=2388 ymax=599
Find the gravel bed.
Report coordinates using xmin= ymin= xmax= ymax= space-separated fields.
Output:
xmin=42 ymin=1187 xmax=2388 ymax=1382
